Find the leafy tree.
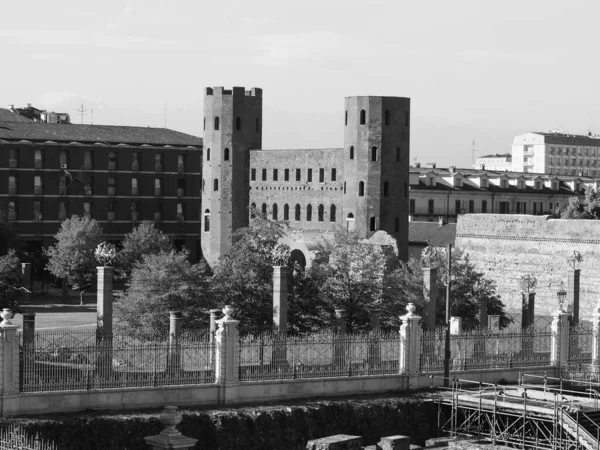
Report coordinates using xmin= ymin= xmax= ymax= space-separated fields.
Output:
xmin=0 ymin=249 xmax=23 ymax=313
xmin=556 ymin=187 xmax=600 ymax=219
xmin=114 ymin=249 xmax=209 ymax=339
xmin=0 ymin=211 xmax=19 ymax=256
xmin=116 ymin=221 xmax=173 ymax=282
xmin=45 ymin=216 xmax=103 ymax=304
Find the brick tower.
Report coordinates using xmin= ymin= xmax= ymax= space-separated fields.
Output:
xmin=201 ymin=87 xmax=263 ymax=268
xmin=342 ymin=96 xmax=410 ymax=261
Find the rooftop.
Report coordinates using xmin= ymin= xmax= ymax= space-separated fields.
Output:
xmin=0 ymin=122 xmax=202 ymax=148
xmin=409 ymin=221 xmax=456 ymax=247
xmin=0 ymin=108 xmax=34 ymax=123
xmin=478 ymin=153 xmax=511 ymax=159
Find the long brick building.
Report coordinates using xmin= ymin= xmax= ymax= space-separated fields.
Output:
xmin=0 ymin=122 xmax=202 ymax=260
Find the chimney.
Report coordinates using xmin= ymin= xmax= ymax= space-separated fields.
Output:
xmin=7 ymin=104 xmax=14 ymax=110
xmin=432 ymin=163 xmax=436 ymax=169
xmin=26 ymin=103 xmax=32 ymax=108
xmin=438 ymin=216 xmax=446 ymax=226
xmin=481 ymin=164 xmax=485 ymax=171
xmin=449 ymin=166 xmax=456 ymax=173
xmin=415 ymin=162 xmax=421 ymax=168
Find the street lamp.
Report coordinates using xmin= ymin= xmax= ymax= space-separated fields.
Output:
xmin=557 ymin=289 xmax=567 ymax=312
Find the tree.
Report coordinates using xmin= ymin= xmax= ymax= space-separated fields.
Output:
xmin=556 ymin=187 xmax=600 ymax=219
xmin=0 ymin=211 xmax=19 ymax=256
xmin=45 ymin=216 xmax=103 ymax=304
xmin=0 ymin=249 xmax=23 ymax=313
xmin=114 ymin=249 xmax=209 ymax=339
xmin=116 ymin=221 xmax=173 ymax=282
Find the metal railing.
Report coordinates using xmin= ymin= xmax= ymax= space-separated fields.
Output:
xmin=19 ymin=328 xmax=215 ymax=392
xmin=238 ymin=330 xmax=400 ymax=382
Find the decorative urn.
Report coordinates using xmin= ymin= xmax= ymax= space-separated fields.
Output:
xmin=223 ymin=305 xmax=234 ymax=320
xmin=1 ymin=309 xmax=13 ymax=325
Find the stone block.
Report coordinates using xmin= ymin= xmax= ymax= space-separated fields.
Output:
xmin=377 ymin=435 xmax=410 ymax=450
xmin=306 ymin=434 xmax=363 ymax=450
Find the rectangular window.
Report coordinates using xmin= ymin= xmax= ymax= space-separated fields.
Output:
xmin=132 ymin=178 xmax=139 ymax=196
xmin=8 ymin=201 xmax=17 ymax=221
xmin=468 ymin=200 xmax=474 ymax=213
xmin=307 ymin=168 xmax=313 ymax=182
xmin=83 ymin=202 xmax=92 ymax=218
xmin=58 ymin=201 xmax=67 ymax=221
xmin=251 ymin=168 xmax=256 ymax=181
xmin=60 ymin=150 xmax=69 ymax=167
xmin=273 ymin=169 xmax=278 ymax=181
xmin=499 ymin=201 xmax=510 ymax=214
xmin=155 ymin=203 xmax=163 ymax=221
xmin=331 ymin=168 xmax=337 ymax=182
xmin=108 ymin=177 xmax=116 ymax=195
xmin=409 ymin=199 xmax=415 ymax=214
xmin=132 ymin=153 xmax=140 ymax=171
xmin=131 ymin=202 xmax=140 ymax=221
xmin=262 ymin=169 xmax=267 ymax=181
xmin=33 ymin=201 xmax=42 ymax=221
xmin=8 ymin=176 xmax=17 ymax=195
xmin=296 ymin=169 xmax=301 ymax=181
xmin=108 ymin=152 xmax=117 ymax=170
xmin=155 ymin=178 xmax=162 ymax=196
xmin=34 ymin=175 xmax=43 ymax=195
xmin=84 ymin=177 xmax=92 ymax=195
xmin=428 ymin=199 xmax=434 ymax=214
xmin=8 ymin=148 xmax=18 ymax=168
xmin=284 ymin=169 xmax=289 ymax=181
xmin=455 ymin=200 xmax=461 ymax=214
xmin=177 ymin=203 xmax=185 ymax=221
xmin=155 ymin=153 xmax=163 ymax=171
xmin=319 ymin=168 xmax=324 ymax=183
xmin=177 ymin=179 xmax=186 ymax=196
xmin=84 ymin=151 xmax=93 ymax=170
xmin=177 ymin=154 xmax=185 ymax=172
xmin=34 ymin=149 xmax=43 ymax=169
xmin=481 ymin=200 xmax=487 ymax=213
xmin=59 ymin=176 xmax=67 ymax=195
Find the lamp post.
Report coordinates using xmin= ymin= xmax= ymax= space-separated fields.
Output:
xmin=443 ymin=243 xmax=452 ymax=387
xmin=557 ymin=289 xmax=567 ymax=313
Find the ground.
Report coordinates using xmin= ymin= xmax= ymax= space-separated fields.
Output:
xmin=11 ymin=287 xmax=97 ymax=329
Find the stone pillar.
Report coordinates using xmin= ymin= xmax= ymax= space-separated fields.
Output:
xmin=144 ymin=406 xmax=197 ymax=450
xmin=450 ymin=316 xmax=462 ymax=335
xmin=22 ymin=313 xmax=36 ymax=347
xmin=399 ymin=303 xmax=422 ymax=375
xmin=21 ymin=263 xmax=32 ymax=293
xmin=272 ymin=266 xmax=288 ymax=332
xmin=478 ymin=299 xmax=488 ymax=330
xmin=422 ymin=268 xmax=437 ymax=329
xmin=0 ymin=315 xmax=20 ymax=404
xmin=215 ymin=306 xmax=240 ymax=403
xmin=96 ymin=266 xmax=113 ymax=339
xmin=168 ymin=311 xmax=182 ymax=374
xmin=488 ymin=315 xmax=500 ymax=332
xmin=592 ymin=304 xmax=600 ymax=366
xmin=209 ymin=309 xmax=220 ymax=365
xmin=377 ymin=435 xmax=410 ymax=450
xmin=551 ymin=309 xmax=571 ymax=367
xmin=333 ymin=309 xmax=347 ymax=367
xmin=568 ymin=269 xmax=581 ymax=323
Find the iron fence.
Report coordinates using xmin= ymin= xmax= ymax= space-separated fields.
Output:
xmin=568 ymin=321 xmax=594 ymax=365
xmin=420 ymin=326 xmax=553 ymax=372
xmin=0 ymin=423 xmax=57 ymax=450
xmin=239 ymin=330 xmax=400 ymax=381
xmin=19 ymin=328 xmax=215 ymax=392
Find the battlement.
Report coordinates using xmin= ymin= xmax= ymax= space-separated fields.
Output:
xmin=204 ymin=87 xmax=262 ymax=97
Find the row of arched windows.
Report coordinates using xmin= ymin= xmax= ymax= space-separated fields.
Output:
xmin=344 ymin=109 xmax=409 ymax=127
xmin=205 ymin=148 xmax=230 ymax=162
xmin=251 ymin=203 xmax=337 ymax=223
xmin=204 ymin=116 xmax=260 ymax=132
xmin=348 ymin=145 xmax=402 ymax=162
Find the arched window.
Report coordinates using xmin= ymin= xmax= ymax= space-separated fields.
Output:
xmin=214 ymin=117 xmax=220 ymax=131
xmin=384 ymin=110 xmax=390 ymax=126
xmin=370 ymin=217 xmax=376 ymax=231
xmin=349 ymin=146 xmax=354 ymax=160
xmin=371 ymin=146 xmax=378 ymax=162
xmin=295 ymin=204 xmax=301 ymax=221
xmin=284 ymin=204 xmax=289 ymax=221
xmin=236 ymin=117 xmax=241 ymax=130
xmin=306 ymin=204 xmax=312 ymax=221
xmin=224 ymin=148 xmax=230 ymax=161
xmin=396 ymin=147 xmax=400 ymax=162
xmin=204 ymin=209 xmax=210 ymax=232
xmin=213 ymin=179 xmax=219 ymax=191
xmin=250 ymin=203 xmax=256 ymax=219
xmin=206 ymin=148 xmax=210 ymax=161
xmin=358 ymin=181 xmax=365 ymax=196
xmin=262 ymin=203 xmax=267 ymax=215
xmin=330 ymin=205 xmax=336 ymax=222
xmin=345 ymin=110 xmax=348 ymax=126
xmin=360 ymin=109 xmax=366 ymax=125
xmin=318 ymin=204 xmax=324 ymax=222
xmin=273 ymin=203 xmax=278 ymax=220
xmin=394 ymin=217 xmax=399 ymax=232
xmin=347 ymin=213 xmax=354 ymax=219
xmin=384 ymin=181 xmax=389 ymax=197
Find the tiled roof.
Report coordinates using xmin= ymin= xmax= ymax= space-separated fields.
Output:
xmin=0 ymin=108 xmax=33 ymax=123
xmin=478 ymin=153 xmax=511 ymax=159
xmin=409 ymin=222 xmax=456 ymax=247
xmin=0 ymin=122 xmax=202 ymax=147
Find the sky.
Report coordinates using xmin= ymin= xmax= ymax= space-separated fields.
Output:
xmin=3 ymin=0 xmax=600 ymax=168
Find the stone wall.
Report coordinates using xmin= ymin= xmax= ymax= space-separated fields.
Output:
xmin=455 ymin=214 xmax=600 ymax=317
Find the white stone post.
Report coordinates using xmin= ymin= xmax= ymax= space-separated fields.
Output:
xmin=399 ymin=303 xmax=422 ymax=375
xmin=96 ymin=266 xmax=113 ymax=340
xmin=592 ymin=304 xmax=600 ymax=366
xmin=0 ymin=312 xmax=20 ymax=414
xmin=551 ymin=309 xmax=571 ymax=367
xmin=215 ymin=305 xmax=240 ymax=404
xmin=144 ymin=406 xmax=197 ymax=450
